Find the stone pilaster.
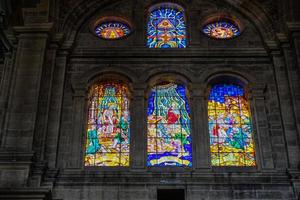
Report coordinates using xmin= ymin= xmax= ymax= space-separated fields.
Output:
xmin=0 ymin=24 xmax=52 ymax=188
xmin=33 ymin=42 xmax=58 ymax=162
xmin=287 ymin=23 xmax=300 ymax=82
xmin=251 ymin=85 xmax=275 ymax=170
xmin=68 ymin=87 xmax=86 ymax=168
xmin=2 ymin=23 xmax=52 ymax=151
xmin=0 ymin=51 xmax=15 ymax=145
xmin=44 ymin=42 xmax=69 ymax=168
xmin=130 ymin=83 xmax=146 ymax=169
xmin=270 ymin=50 xmax=300 ymax=169
xmin=190 ymin=83 xmax=210 ymax=170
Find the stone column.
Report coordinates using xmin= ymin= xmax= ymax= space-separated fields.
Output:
xmin=44 ymin=45 xmax=69 ymax=168
xmin=293 ymin=34 xmax=300 ymax=72
xmin=251 ymin=85 xmax=275 ymax=170
xmin=67 ymin=87 xmax=86 ymax=168
xmin=271 ymin=50 xmax=300 ymax=169
xmin=286 ymin=23 xmax=300 ymax=67
xmin=2 ymin=24 xmax=52 ymax=150
xmin=0 ymin=51 xmax=15 ymax=145
xmin=287 ymin=23 xmax=300 ymax=142
xmin=190 ymin=83 xmax=210 ymax=170
xmin=130 ymin=83 xmax=146 ymax=169
xmin=32 ymin=42 xmax=58 ymax=162
xmin=0 ymin=23 xmax=52 ymax=187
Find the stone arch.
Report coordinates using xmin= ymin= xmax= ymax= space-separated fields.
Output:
xmin=205 ymin=72 xmax=258 ymax=167
xmin=141 ymin=66 xmax=195 ymax=83
xmin=145 ymin=72 xmax=193 ymax=167
xmin=200 ymin=67 xmax=256 ymax=84
xmin=60 ymin=0 xmax=124 ymax=40
xmin=59 ymin=0 xmax=277 ymax=48
xmin=71 ymin=66 xmax=138 ymax=93
xmin=145 ymin=1 xmax=188 ymax=48
xmin=83 ymin=77 xmax=132 ymax=167
xmin=144 ymin=0 xmax=189 ymax=11
xmin=225 ymin=0 xmax=275 ymax=41
xmin=200 ymin=68 xmax=258 ymax=99
xmin=145 ymin=72 xmax=193 ymax=99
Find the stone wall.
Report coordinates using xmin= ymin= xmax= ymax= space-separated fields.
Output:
xmin=0 ymin=0 xmax=299 ymax=199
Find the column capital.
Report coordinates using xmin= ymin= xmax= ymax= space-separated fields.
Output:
xmin=287 ymin=22 xmax=300 ymax=36
xmin=265 ymin=40 xmax=280 ymax=53
xmin=276 ymin=33 xmax=291 ymax=49
xmin=132 ymin=83 xmax=147 ymax=98
xmin=190 ymin=83 xmax=206 ymax=98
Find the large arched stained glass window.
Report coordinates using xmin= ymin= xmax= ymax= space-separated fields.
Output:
xmin=85 ymin=82 xmax=130 ymax=166
xmin=147 ymin=83 xmax=192 ymax=166
xmin=208 ymin=84 xmax=256 ymax=166
xmin=147 ymin=4 xmax=187 ymax=48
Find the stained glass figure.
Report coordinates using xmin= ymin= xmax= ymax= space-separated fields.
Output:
xmin=95 ymin=22 xmax=131 ymax=39
xmin=85 ymin=82 xmax=130 ymax=166
xmin=147 ymin=6 xmax=187 ymax=48
xmin=147 ymin=83 xmax=192 ymax=166
xmin=208 ymin=84 xmax=256 ymax=166
xmin=202 ymin=21 xmax=240 ymax=39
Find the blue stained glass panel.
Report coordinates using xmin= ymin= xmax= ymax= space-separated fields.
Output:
xmin=147 ymin=7 xmax=187 ymax=48
xmin=147 ymin=83 xmax=192 ymax=167
xmin=208 ymin=84 xmax=256 ymax=166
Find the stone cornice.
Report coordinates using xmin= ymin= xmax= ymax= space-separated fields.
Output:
xmin=286 ymin=22 xmax=300 ymax=33
xmin=70 ymin=47 xmax=269 ymax=58
xmin=45 ymin=169 xmax=295 ymax=186
xmin=0 ymin=188 xmax=52 ymax=200
xmin=276 ymin=33 xmax=290 ymax=46
xmin=12 ymin=23 xmax=53 ymax=35
xmin=0 ymin=151 xmax=34 ymax=163
xmin=265 ymin=40 xmax=280 ymax=52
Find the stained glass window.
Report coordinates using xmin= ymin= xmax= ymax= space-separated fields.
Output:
xmin=147 ymin=6 xmax=187 ymax=48
xmin=208 ymin=84 xmax=256 ymax=166
xmin=85 ymin=82 xmax=130 ymax=166
xmin=147 ymin=83 xmax=192 ymax=166
xmin=95 ymin=22 xmax=131 ymax=39
xmin=202 ymin=21 xmax=240 ymax=39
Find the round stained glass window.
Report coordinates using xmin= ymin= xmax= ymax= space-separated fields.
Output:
xmin=94 ymin=22 xmax=131 ymax=40
xmin=202 ymin=21 xmax=241 ymax=39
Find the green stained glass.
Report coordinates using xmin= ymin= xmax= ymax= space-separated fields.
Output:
xmin=85 ymin=82 xmax=130 ymax=166
xmin=147 ymin=83 xmax=192 ymax=166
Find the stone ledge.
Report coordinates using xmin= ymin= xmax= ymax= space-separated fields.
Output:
xmin=71 ymin=47 xmax=269 ymax=58
xmin=287 ymin=22 xmax=300 ymax=33
xmin=0 ymin=151 xmax=34 ymax=163
xmin=12 ymin=23 xmax=53 ymax=35
xmin=42 ymin=169 xmax=297 ymax=186
xmin=0 ymin=188 xmax=52 ymax=200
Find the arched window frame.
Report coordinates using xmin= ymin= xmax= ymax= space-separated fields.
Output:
xmin=83 ymin=74 xmax=133 ymax=168
xmin=200 ymin=13 xmax=244 ymax=40
xmin=205 ymin=75 xmax=259 ymax=169
xmin=145 ymin=74 xmax=193 ymax=168
xmin=146 ymin=2 xmax=188 ymax=48
xmin=89 ymin=15 xmax=134 ymax=40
